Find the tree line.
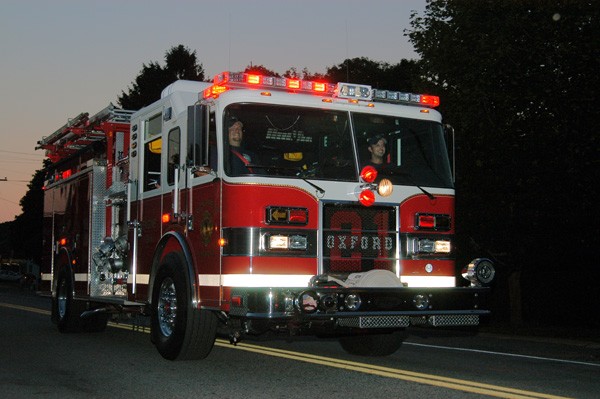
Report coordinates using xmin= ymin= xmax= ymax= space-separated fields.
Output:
xmin=2 ymin=0 xmax=598 ymax=329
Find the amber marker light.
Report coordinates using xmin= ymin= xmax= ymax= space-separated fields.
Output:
xmin=378 ymin=178 xmax=393 ymax=197
xmin=162 ymin=213 xmax=171 ymax=223
xmin=202 ymin=85 xmax=228 ymax=99
xmin=218 ymin=238 xmax=227 ymax=247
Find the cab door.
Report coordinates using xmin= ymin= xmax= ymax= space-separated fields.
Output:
xmin=182 ymin=105 xmax=223 ymax=308
xmin=130 ymin=110 xmax=165 ymax=300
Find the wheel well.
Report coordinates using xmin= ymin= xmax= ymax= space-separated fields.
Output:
xmin=148 ymin=231 xmax=196 ymax=305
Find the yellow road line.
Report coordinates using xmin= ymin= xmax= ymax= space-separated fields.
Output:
xmin=214 ymin=339 xmax=571 ymax=399
xmin=1 ymin=302 xmax=572 ymax=399
xmin=0 ymin=302 xmax=50 ymax=316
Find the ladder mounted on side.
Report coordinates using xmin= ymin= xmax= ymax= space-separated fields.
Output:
xmin=36 ymin=103 xmax=134 ymax=163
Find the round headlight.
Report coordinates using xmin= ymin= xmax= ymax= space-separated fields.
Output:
xmin=320 ymin=294 xmax=337 ymax=311
xmin=413 ymin=294 xmax=430 ymax=310
xmin=344 ymin=294 xmax=362 ymax=311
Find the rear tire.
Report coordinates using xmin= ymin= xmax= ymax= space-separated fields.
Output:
xmin=53 ymin=268 xmax=83 ymax=333
xmin=339 ymin=330 xmax=405 ymax=356
xmin=151 ymin=253 xmax=217 ymax=360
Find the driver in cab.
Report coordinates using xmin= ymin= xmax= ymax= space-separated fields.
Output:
xmin=227 ymin=118 xmax=256 ymax=175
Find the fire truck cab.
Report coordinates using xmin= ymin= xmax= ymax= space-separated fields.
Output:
xmin=38 ymin=72 xmax=495 ymax=360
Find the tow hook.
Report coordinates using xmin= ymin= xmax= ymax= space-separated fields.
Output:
xmin=229 ymin=330 xmax=242 ymax=346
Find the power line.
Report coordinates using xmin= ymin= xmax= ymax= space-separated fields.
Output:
xmin=0 ymin=159 xmax=45 ymax=164
xmin=0 ymin=178 xmax=30 ymax=183
xmin=0 ymin=196 xmax=19 ymax=205
xmin=0 ymin=149 xmax=43 ymax=157
xmin=0 ymin=167 xmax=39 ymax=176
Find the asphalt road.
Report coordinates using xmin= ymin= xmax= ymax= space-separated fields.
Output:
xmin=1 ymin=282 xmax=598 ymax=399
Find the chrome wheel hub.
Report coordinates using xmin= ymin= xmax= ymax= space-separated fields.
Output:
xmin=57 ymin=279 xmax=67 ymax=319
xmin=157 ymin=278 xmax=177 ymax=337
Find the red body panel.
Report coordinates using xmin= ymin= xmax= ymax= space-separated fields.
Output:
xmin=222 ymin=256 xmax=317 ymax=275
xmin=222 ymin=182 xmax=318 ymax=228
xmin=399 ymin=194 xmax=455 ymax=279
xmin=399 ymin=194 xmax=455 ymax=234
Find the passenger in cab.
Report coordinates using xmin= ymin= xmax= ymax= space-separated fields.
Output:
xmin=363 ymin=134 xmax=387 ymax=171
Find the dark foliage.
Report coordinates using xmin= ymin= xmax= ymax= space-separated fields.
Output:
xmin=243 ymin=64 xmax=280 ymax=77
xmin=3 ymin=163 xmax=47 ymax=264
xmin=407 ymin=0 xmax=600 ymax=326
xmin=118 ymin=45 xmax=205 ymax=110
xmin=326 ymin=57 xmax=420 ymax=92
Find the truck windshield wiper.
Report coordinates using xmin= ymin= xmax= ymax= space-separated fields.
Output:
xmin=295 ymin=166 xmax=326 ymax=195
xmin=301 ymin=177 xmax=325 ymax=195
xmin=246 ymin=164 xmax=326 ymax=195
xmin=383 ymin=169 xmax=436 ymax=200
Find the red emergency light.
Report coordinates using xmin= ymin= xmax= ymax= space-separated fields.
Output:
xmin=415 ymin=213 xmax=451 ymax=231
xmin=203 ymin=71 xmax=440 ymax=108
xmin=247 ymin=74 xmax=261 ymax=85
xmin=287 ymin=79 xmax=300 ymax=89
xmin=360 ymin=165 xmax=378 ymax=183
xmin=203 ymin=71 xmax=336 ymax=99
xmin=420 ymin=95 xmax=440 ymax=107
xmin=358 ymin=189 xmax=376 ymax=207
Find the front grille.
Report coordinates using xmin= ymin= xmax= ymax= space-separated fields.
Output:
xmin=322 ymin=203 xmax=398 ymax=273
xmin=338 ymin=315 xmax=410 ymax=328
xmin=410 ymin=315 xmax=479 ymax=327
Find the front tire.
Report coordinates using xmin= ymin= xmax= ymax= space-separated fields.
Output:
xmin=339 ymin=330 xmax=406 ymax=356
xmin=151 ymin=253 xmax=217 ymax=360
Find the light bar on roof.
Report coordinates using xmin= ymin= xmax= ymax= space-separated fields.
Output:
xmin=206 ymin=71 xmax=336 ymax=98
xmin=335 ymin=83 xmax=373 ymax=100
xmin=372 ymin=89 xmax=440 ymax=107
xmin=204 ymin=72 xmax=440 ymax=107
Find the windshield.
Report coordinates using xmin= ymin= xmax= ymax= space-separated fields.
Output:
xmin=223 ymin=103 xmax=453 ymax=188
xmin=353 ymin=112 xmax=453 ymax=188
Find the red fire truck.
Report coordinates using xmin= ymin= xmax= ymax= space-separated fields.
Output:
xmin=37 ymin=72 xmax=495 ymax=360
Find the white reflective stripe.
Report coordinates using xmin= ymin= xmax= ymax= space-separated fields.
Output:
xmin=44 ymin=272 xmax=453 ymax=288
xmin=199 ymin=274 xmax=221 ymax=287
xmin=199 ymin=274 xmax=313 ymax=288
xmin=41 ymin=273 xmax=150 ymax=285
xmin=128 ymin=274 xmax=149 ymax=285
xmin=401 ymin=276 xmax=455 ymax=287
